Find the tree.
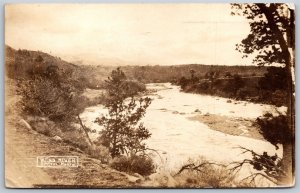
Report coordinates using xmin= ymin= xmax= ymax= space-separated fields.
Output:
xmin=225 ymin=71 xmax=232 ymax=78
xmin=95 ymin=68 xmax=152 ymax=158
xmin=225 ymin=74 xmax=245 ymax=96
xmin=231 ymin=3 xmax=295 ymax=184
xmin=189 ymin=69 xmax=195 ymax=79
xmin=205 ymin=71 xmax=220 ymax=90
xmin=258 ymin=67 xmax=288 ymax=106
xmin=17 ymin=66 xmax=94 ymax=146
xmin=179 ymin=76 xmax=189 ymax=90
xmin=35 ymin=55 xmax=44 ymax=62
xmin=256 ymin=113 xmax=292 ymax=150
xmin=258 ymin=66 xmax=288 ymax=91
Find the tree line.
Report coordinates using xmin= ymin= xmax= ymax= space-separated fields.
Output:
xmin=176 ymin=66 xmax=289 ymax=107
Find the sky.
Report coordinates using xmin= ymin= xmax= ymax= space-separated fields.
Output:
xmin=5 ymin=4 xmax=254 ymax=66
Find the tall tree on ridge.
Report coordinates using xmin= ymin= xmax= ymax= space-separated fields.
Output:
xmin=231 ymin=3 xmax=295 ymax=185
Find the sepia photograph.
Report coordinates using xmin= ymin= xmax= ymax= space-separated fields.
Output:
xmin=4 ymin=3 xmax=295 ymax=188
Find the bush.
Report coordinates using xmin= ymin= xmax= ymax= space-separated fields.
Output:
xmin=224 ymin=74 xmax=245 ymax=95
xmin=27 ymin=116 xmax=61 ymax=137
xmin=173 ymin=158 xmax=236 ymax=188
xmin=60 ymin=129 xmax=90 ymax=150
xmin=122 ymin=80 xmax=146 ymax=96
xmin=236 ymin=88 xmax=252 ymax=100
xmin=85 ymin=145 xmax=111 ymax=164
xmin=258 ymin=67 xmax=288 ymax=91
xmin=256 ymin=113 xmax=292 ymax=149
xmin=271 ymin=90 xmax=287 ymax=106
xmin=26 ymin=116 xmax=92 ymax=152
xmin=197 ymin=82 xmax=210 ymax=92
xmin=110 ymin=155 xmax=155 ymax=176
xmin=178 ymin=76 xmax=189 ymax=89
xmin=17 ymin=75 xmax=82 ymax=123
xmin=35 ymin=55 xmax=44 ymax=62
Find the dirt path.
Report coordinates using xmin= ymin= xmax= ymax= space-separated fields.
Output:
xmin=5 ymin=79 xmax=136 ymax=188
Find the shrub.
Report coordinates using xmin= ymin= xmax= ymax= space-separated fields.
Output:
xmin=110 ymin=156 xmax=129 ymax=171
xmin=17 ymin=75 xmax=83 ymax=124
xmin=27 ymin=116 xmax=61 ymax=137
xmin=95 ymin=68 xmax=151 ymax=158
xmin=122 ymin=80 xmax=146 ymax=96
xmin=271 ymin=90 xmax=287 ymax=106
xmin=60 ymin=129 xmax=90 ymax=150
xmin=230 ymin=147 xmax=283 ymax=185
xmin=256 ymin=113 xmax=292 ymax=149
xmin=178 ymin=76 xmax=189 ymax=89
xmin=236 ymin=88 xmax=252 ymax=100
xmin=224 ymin=74 xmax=245 ymax=95
xmin=258 ymin=67 xmax=288 ymax=91
xmin=173 ymin=158 xmax=235 ymax=188
xmin=110 ymin=155 xmax=155 ymax=176
xmin=35 ymin=55 xmax=44 ymax=62
xmin=85 ymin=145 xmax=111 ymax=164
xmin=197 ymin=82 xmax=210 ymax=92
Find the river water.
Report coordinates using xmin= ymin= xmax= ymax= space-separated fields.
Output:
xmin=80 ymin=83 xmax=286 ymax=181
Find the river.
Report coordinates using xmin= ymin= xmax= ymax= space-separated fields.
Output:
xmin=80 ymin=83 xmax=286 ymax=182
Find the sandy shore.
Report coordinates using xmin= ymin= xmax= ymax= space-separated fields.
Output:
xmin=188 ymin=113 xmax=265 ymax=141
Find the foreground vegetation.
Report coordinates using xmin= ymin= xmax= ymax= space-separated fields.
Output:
xmin=231 ymin=3 xmax=294 ymax=185
xmin=6 ymin=42 xmax=292 ymax=187
xmin=6 ymin=45 xmax=156 ymax=181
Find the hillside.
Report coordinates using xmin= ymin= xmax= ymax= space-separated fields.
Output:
xmin=5 ymin=45 xmax=99 ymax=89
xmin=5 ymin=78 xmax=139 ymax=188
xmin=5 ymin=45 xmax=267 ymax=88
xmin=6 ymin=46 xmax=78 ymax=78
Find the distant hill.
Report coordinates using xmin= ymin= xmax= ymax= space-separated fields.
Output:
xmin=6 ymin=45 xmax=79 ymax=78
xmin=5 ymin=45 xmax=268 ymax=87
xmin=80 ymin=64 xmax=268 ymax=84
xmin=5 ymin=45 xmax=101 ymax=88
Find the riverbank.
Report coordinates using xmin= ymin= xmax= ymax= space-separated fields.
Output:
xmin=188 ymin=113 xmax=264 ymax=141
xmin=78 ymin=82 xmax=284 ymax=187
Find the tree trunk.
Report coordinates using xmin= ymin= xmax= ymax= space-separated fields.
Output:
xmin=77 ymin=115 xmax=93 ymax=146
xmin=257 ymin=4 xmax=295 ymax=185
xmin=280 ymin=64 xmax=295 ymax=186
xmin=280 ymin=143 xmax=294 ymax=186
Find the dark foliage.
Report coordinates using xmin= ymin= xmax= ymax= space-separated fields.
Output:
xmin=256 ymin=113 xmax=292 ymax=149
xmin=178 ymin=76 xmax=189 ymax=89
xmin=16 ymin=67 xmax=85 ymax=124
xmin=175 ymin=66 xmax=288 ymax=106
xmin=259 ymin=67 xmax=288 ymax=91
xmin=16 ymin=62 xmax=95 ymax=147
xmin=231 ymin=3 xmax=295 ymax=183
xmin=224 ymin=74 xmax=245 ymax=96
xmin=231 ymin=4 xmax=294 ymax=66
xmin=110 ymin=155 xmax=155 ymax=176
xmin=95 ymin=68 xmax=152 ymax=158
xmin=230 ymin=147 xmax=284 ymax=185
